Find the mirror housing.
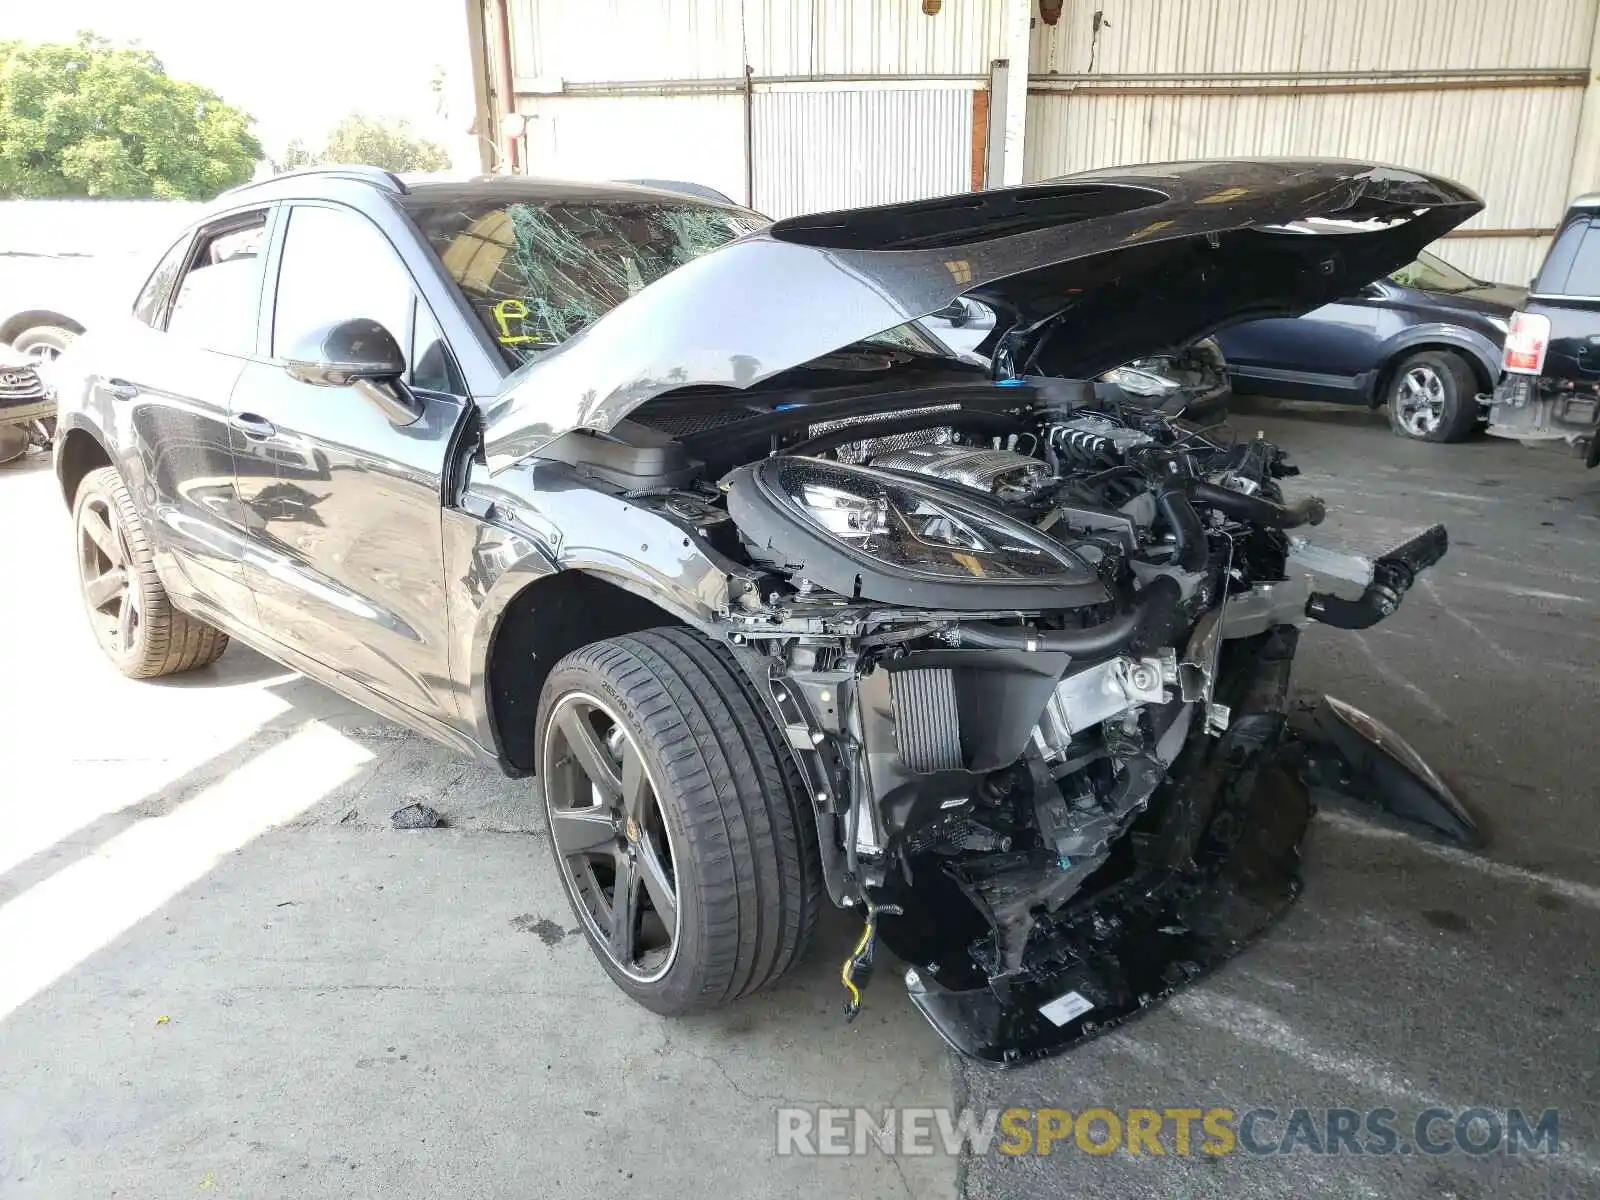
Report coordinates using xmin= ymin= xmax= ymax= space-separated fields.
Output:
xmin=284 ymin=318 xmax=406 ymax=387
xmin=283 ymin=318 xmax=422 ymax=425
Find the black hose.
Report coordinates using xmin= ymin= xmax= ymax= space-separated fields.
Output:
xmin=1156 ymin=487 xmax=1209 ymax=572
xmin=1186 ymin=480 xmax=1325 ymax=529
xmin=953 ymin=576 xmax=1182 ymax=656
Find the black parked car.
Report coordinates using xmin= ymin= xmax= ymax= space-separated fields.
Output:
xmin=1216 ymin=249 xmax=1520 ymax=441
xmin=53 ymin=160 xmax=1473 ymax=1062
xmin=1486 ymin=193 xmax=1600 ymax=467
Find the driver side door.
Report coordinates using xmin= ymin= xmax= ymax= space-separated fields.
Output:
xmin=229 ymin=201 xmax=469 ymax=721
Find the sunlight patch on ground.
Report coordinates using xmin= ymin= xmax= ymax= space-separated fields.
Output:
xmin=0 ymin=723 xmax=372 ymax=1022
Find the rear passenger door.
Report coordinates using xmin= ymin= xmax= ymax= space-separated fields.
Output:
xmin=229 ymin=201 xmax=468 ymax=720
xmin=102 ymin=206 xmax=275 ymax=627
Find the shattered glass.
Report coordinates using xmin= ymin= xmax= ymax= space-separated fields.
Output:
xmin=402 ymin=198 xmax=766 ymax=367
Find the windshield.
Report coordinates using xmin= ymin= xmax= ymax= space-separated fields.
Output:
xmin=1389 ymin=250 xmax=1480 ymax=294
xmin=401 ymin=194 xmax=767 ymax=368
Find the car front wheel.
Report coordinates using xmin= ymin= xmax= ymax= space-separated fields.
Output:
xmin=536 ymin=627 xmax=823 ymax=1015
xmin=1385 ymin=350 xmax=1479 ymax=442
xmin=73 ymin=466 xmax=229 ymax=678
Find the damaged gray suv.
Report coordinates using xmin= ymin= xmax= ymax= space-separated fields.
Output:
xmin=53 ymin=160 xmax=1478 ymax=1063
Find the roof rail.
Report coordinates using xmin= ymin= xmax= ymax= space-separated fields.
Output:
xmin=221 ymin=164 xmax=408 ymax=199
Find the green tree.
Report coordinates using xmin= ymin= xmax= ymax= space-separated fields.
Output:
xmin=319 ymin=115 xmax=450 ymax=173
xmin=0 ymin=35 xmax=262 ymax=199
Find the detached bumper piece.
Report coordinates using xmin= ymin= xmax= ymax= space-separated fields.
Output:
xmin=1289 ymin=695 xmax=1480 ymax=847
xmin=898 ymin=629 xmax=1311 ymax=1066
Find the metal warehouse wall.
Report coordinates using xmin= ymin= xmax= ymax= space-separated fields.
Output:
xmin=1025 ymin=0 xmax=1600 ymax=284
xmin=500 ymin=0 xmax=1008 ymax=216
xmin=485 ymin=0 xmax=1600 ymax=283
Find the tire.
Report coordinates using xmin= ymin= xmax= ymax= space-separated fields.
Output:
xmin=1385 ymin=350 xmax=1479 ymax=442
xmin=536 ymin=627 xmax=824 ymax=1015
xmin=72 ymin=466 xmax=229 ymax=678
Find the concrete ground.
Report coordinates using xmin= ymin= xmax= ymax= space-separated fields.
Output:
xmin=2 ymin=400 xmax=1598 ymax=1198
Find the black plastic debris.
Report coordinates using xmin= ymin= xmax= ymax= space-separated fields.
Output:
xmin=1291 ymin=695 xmax=1480 ymax=847
xmin=391 ymin=803 xmax=446 ymax=829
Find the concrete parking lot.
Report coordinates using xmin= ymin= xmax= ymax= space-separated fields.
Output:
xmin=2 ymin=401 xmax=1598 ymax=1198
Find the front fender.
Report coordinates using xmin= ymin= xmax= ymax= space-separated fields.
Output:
xmin=446 ymin=458 xmax=745 ymax=758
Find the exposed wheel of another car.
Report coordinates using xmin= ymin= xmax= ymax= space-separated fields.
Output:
xmin=1385 ymin=350 xmax=1479 ymax=442
xmin=536 ymin=627 xmax=823 ymax=1015
xmin=72 ymin=467 xmax=229 ymax=678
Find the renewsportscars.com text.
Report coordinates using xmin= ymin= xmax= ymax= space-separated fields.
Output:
xmin=775 ymin=1106 xmax=1561 ymax=1158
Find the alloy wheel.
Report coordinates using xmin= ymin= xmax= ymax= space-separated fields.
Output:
xmin=78 ymin=495 xmax=140 ymax=656
xmin=1394 ymin=365 xmax=1446 ymax=436
xmin=542 ymin=692 xmax=681 ymax=982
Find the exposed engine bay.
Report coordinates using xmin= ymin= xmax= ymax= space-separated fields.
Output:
xmin=466 ymin=159 xmax=1483 ymax=1064
xmin=536 ymin=366 xmax=1451 ymax=1063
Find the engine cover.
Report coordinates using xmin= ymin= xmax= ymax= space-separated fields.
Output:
xmin=869 ymin=443 xmax=1051 ymax=496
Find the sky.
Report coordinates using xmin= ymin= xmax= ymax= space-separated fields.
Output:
xmin=5 ymin=0 xmax=477 ymax=159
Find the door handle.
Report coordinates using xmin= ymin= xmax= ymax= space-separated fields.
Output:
xmin=230 ymin=413 xmax=277 ymax=440
xmin=105 ymin=378 xmax=139 ymax=401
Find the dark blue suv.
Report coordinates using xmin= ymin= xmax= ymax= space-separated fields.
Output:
xmin=1216 ymin=250 xmax=1521 ymax=442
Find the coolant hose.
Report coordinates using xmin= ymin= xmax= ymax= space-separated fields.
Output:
xmin=1156 ymin=487 xmax=1209 ymax=572
xmin=953 ymin=576 xmax=1182 ymax=656
xmin=1186 ymin=480 xmax=1326 ymax=529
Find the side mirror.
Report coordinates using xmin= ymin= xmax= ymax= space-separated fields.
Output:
xmin=283 ymin=318 xmax=421 ymax=425
xmin=284 ymin=318 xmax=405 ymax=386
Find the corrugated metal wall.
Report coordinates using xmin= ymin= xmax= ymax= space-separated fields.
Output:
xmin=519 ymin=93 xmax=749 ymax=202
xmin=504 ymin=0 xmax=995 ymax=213
xmin=752 ymin=85 xmax=973 ymax=216
xmin=1029 ymin=0 xmax=1595 ymax=74
xmin=1025 ymin=0 xmax=1599 ymax=284
xmin=509 ymin=0 xmax=1008 ymax=81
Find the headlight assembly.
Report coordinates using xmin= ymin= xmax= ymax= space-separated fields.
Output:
xmin=725 ymin=456 xmax=1110 ymax=610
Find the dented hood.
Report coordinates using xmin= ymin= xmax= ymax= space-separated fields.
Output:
xmin=481 ymin=159 xmax=1480 ymax=470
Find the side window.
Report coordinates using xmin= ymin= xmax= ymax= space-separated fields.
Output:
xmin=410 ymin=298 xmax=463 ymax=394
xmin=165 ymin=215 xmax=269 ymax=355
xmin=272 ymin=205 xmax=414 ymax=362
xmin=1534 ymin=217 xmax=1591 ymax=295
xmin=132 ymin=234 xmax=192 ymax=327
xmin=1561 ymin=222 xmax=1600 ymax=297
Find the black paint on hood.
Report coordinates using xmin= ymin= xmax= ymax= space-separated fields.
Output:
xmin=482 ymin=159 xmax=1481 ymax=470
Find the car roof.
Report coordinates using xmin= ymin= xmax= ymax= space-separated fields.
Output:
xmin=1569 ymin=192 xmax=1600 ymax=211
xmin=219 ymin=166 xmax=747 ymax=211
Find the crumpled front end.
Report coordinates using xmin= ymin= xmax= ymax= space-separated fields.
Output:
xmin=704 ymin=382 xmax=1446 ymax=1063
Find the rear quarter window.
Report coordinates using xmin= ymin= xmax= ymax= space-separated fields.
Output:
xmin=1534 ymin=215 xmax=1600 ymax=296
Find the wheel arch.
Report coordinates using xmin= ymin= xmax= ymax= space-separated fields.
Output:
xmin=1368 ymin=328 xmax=1499 ymax=408
xmin=478 ymin=568 xmax=695 ymax=773
xmin=54 ymin=418 xmax=114 ymax=509
xmin=1 ymin=309 xmax=85 ymax=345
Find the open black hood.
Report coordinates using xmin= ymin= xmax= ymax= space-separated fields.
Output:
xmin=482 ymin=159 xmax=1481 ymax=470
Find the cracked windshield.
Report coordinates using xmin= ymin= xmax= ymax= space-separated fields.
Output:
xmin=401 ymin=191 xmax=768 ymax=366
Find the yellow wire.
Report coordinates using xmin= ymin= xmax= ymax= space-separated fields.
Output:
xmin=840 ymin=919 xmax=874 ymax=1011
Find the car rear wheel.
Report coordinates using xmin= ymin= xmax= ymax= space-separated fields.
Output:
xmin=536 ymin=627 xmax=823 ymax=1015
xmin=1385 ymin=350 xmax=1479 ymax=442
xmin=73 ymin=466 xmax=229 ymax=678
